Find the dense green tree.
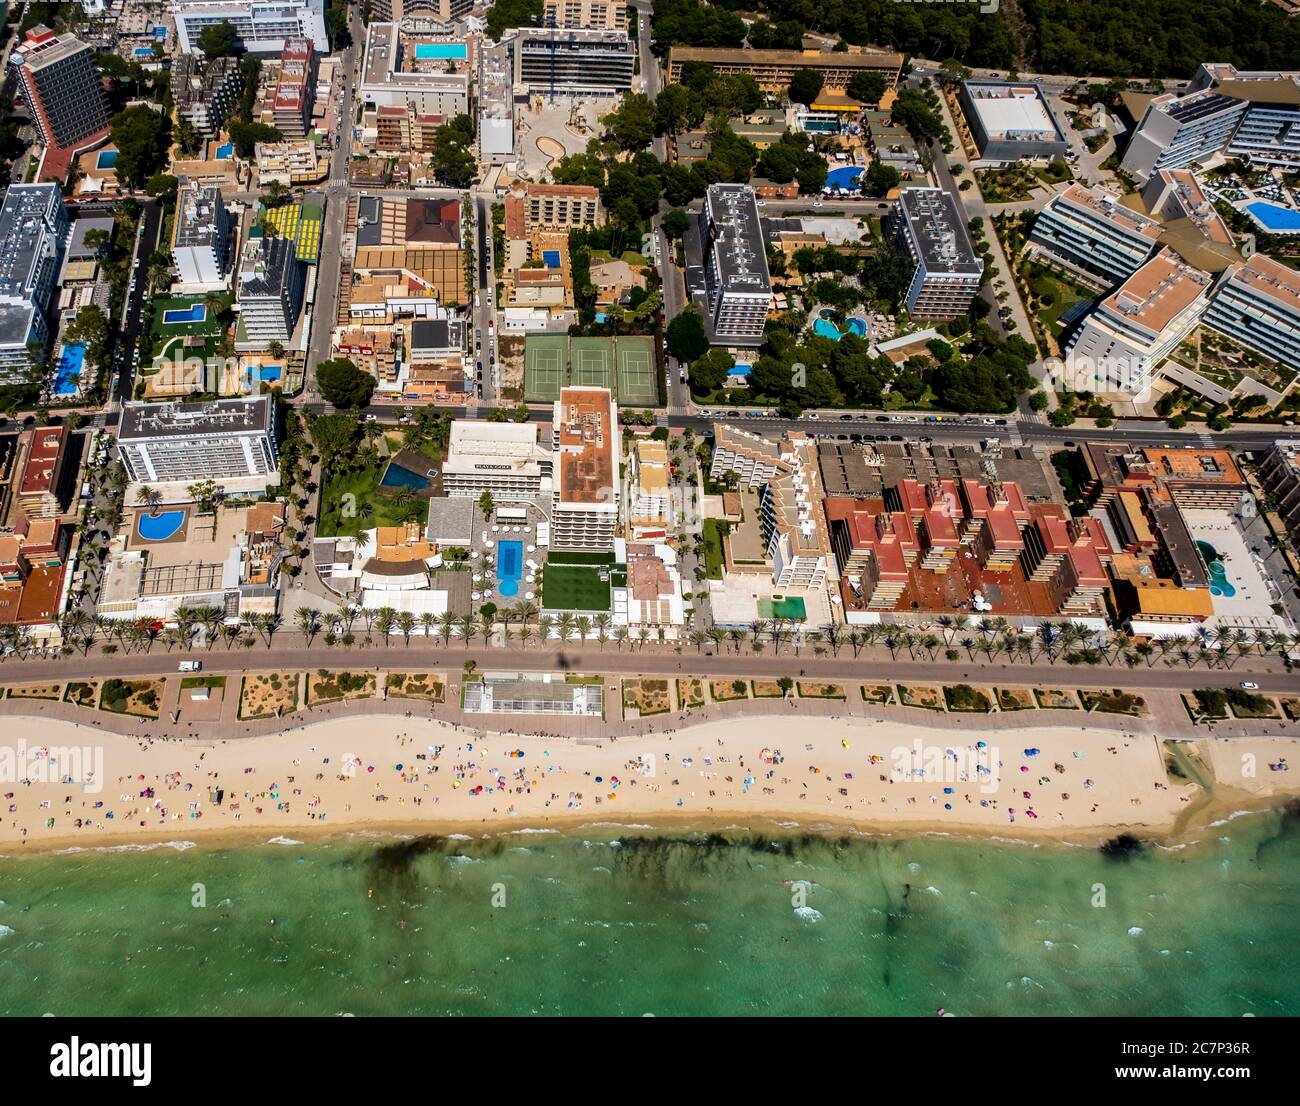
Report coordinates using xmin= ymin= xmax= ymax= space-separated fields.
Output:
xmin=788 ymin=68 xmax=824 ymax=108
xmin=109 ymin=105 xmax=172 ymax=188
xmin=891 ymin=88 xmax=946 ymax=143
xmin=862 ymin=160 xmax=900 ymax=197
xmin=666 ymin=308 xmax=710 ymax=364
xmin=229 ymin=121 xmax=282 ymax=158
xmin=603 ymin=93 xmax=656 ymax=150
xmin=688 ymin=348 xmax=733 ymax=394
xmin=847 ymin=71 xmax=889 ymax=106
xmin=661 ymin=209 xmax=690 ymax=240
xmin=316 ymin=358 xmax=376 ymax=409
xmin=197 ymin=20 xmax=239 ymax=57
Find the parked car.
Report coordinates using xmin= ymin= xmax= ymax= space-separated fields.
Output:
xmin=178 ymin=660 xmax=201 ymax=672
xmin=1240 ymin=681 xmax=1260 ymax=690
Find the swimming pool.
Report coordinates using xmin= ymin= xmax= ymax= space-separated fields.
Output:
xmin=379 ymin=461 xmax=432 ymax=491
xmin=138 ymin=510 xmax=186 ymax=542
xmin=54 ymin=342 xmax=86 ymax=397
xmin=497 ymin=540 xmax=523 ymax=597
xmin=414 ymin=42 xmax=467 ymax=59
xmin=825 ymin=166 xmax=864 ymax=192
xmin=758 ymin=595 xmax=807 ymax=621
xmin=259 ymin=365 xmax=282 ymax=382
xmin=163 ymin=304 xmax=207 ymax=325
xmin=1245 ymin=201 xmax=1300 ymax=233
xmin=1196 ymin=540 xmax=1238 ymax=598
xmin=215 ymin=143 xmax=234 ymax=159
xmin=812 ymin=316 xmax=867 ymax=341
xmin=96 ymin=150 xmax=118 ymax=170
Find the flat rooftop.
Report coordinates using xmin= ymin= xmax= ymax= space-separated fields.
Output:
xmin=1054 ymin=184 xmax=1164 ymax=241
xmin=118 ymin=396 xmax=273 ymax=441
xmin=964 ymin=82 xmax=1063 ymax=141
xmin=704 ymin=184 xmax=771 ymax=296
xmin=1225 ymin=253 xmax=1300 ymax=313
xmin=897 ymin=188 xmax=981 ymax=276
xmin=554 ymin=387 xmax=615 ymax=506
xmin=0 ymin=184 xmax=61 ymax=303
xmin=1101 ymin=248 xmax=1213 ymax=335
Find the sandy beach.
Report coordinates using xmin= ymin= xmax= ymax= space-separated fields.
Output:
xmin=2 ymin=709 xmax=1297 ymax=854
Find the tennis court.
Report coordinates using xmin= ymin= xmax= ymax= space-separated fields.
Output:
xmin=615 ymin=337 xmax=658 ymax=405
xmin=570 ymin=337 xmax=613 ymax=391
xmin=524 ymin=334 xmax=567 ymax=401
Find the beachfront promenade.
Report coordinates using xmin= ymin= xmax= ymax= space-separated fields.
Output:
xmin=1 ymin=662 xmax=1294 ymax=746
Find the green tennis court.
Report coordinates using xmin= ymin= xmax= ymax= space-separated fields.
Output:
xmin=570 ymin=337 xmax=613 ymax=391
xmin=524 ymin=335 xmax=567 ymax=402
xmin=615 ymin=337 xmax=658 ymax=405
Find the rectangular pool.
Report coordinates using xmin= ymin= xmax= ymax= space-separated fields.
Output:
xmin=497 ymin=540 xmax=523 ymax=597
xmin=414 ymin=42 xmax=467 ymax=59
xmin=163 ymin=304 xmax=207 ymax=324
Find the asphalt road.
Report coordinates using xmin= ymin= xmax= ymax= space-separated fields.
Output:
xmin=3 ymin=644 xmax=1292 ymax=695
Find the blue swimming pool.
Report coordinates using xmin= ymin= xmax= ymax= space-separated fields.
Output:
xmin=1197 ymin=540 xmax=1238 ymax=599
xmin=497 ymin=540 xmax=523 ymax=597
xmin=1245 ymin=201 xmax=1300 ymax=233
xmin=215 ymin=142 xmax=234 ymax=159
xmin=414 ymin=42 xmax=467 ymax=59
xmin=96 ymin=150 xmax=118 ymax=169
xmin=259 ymin=365 xmax=282 ymax=382
xmin=825 ymin=166 xmax=863 ymax=191
xmin=138 ymin=510 xmax=186 ymax=542
xmin=813 ymin=316 xmax=866 ymax=341
xmin=380 ymin=461 xmax=432 ymax=491
xmin=54 ymin=342 xmax=86 ymax=397
xmin=163 ymin=304 xmax=207 ymax=324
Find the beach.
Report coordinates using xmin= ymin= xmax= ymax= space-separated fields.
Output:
xmin=2 ymin=711 xmax=1296 ymax=853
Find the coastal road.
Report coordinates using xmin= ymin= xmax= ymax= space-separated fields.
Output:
xmin=3 ymin=646 xmax=1294 ymax=695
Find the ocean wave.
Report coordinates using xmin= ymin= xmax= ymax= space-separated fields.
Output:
xmin=1128 ymin=926 xmax=1144 ymax=937
xmin=447 ymin=855 xmax=480 ymax=865
xmin=266 ymin=836 xmax=304 ymax=846
xmin=923 ymin=885 xmax=942 ymax=896
xmin=447 ymin=833 xmax=473 ymax=841
xmin=55 ymin=840 xmax=196 ymax=855
xmin=0 ymin=924 xmax=13 ymax=939
xmin=505 ymin=828 xmax=559 ymax=835
xmin=794 ymin=906 xmax=823 ymax=923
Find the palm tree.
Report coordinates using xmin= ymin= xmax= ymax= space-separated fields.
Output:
xmin=514 ymin=600 xmax=537 ymax=624
xmin=689 ymin=628 xmax=707 ymax=652
xmin=458 ymin=616 xmax=478 ymax=648
xmin=396 ymin=612 xmax=416 ymax=645
xmin=537 ymin=615 xmax=554 ymax=641
xmin=637 ymin=626 xmax=651 ymax=650
xmin=555 ymin=612 xmax=575 ymax=642
xmin=614 ymin=626 xmax=630 ymax=650
xmin=518 ymin=624 xmax=535 ymax=648
xmin=574 ymin=615 xmax=592 ymax=642
xmin=419 ymin=611 xmax=437 ymax=640
xmin=295 ymin=606 xmax=320 ymax=645
xmin=374 ymin=608 xmax=396 ymax=646
xmin=220 ymin=623 xmax=240 ymax=650
xmin=135 ymin=486 xmax=162 ymax=516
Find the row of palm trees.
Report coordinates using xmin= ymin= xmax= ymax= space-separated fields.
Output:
xmin=37 ymin=607 xmax=285 ymax=658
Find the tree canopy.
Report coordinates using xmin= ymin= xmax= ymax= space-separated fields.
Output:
xmin=666 ymin=308 xmax=710 ymax=364
xmin=109 ymin=105 xmax=172 ymax=188
xmin=197 ymin=20 xmax=239 ymax=58
xmin=316 ymin=358 xmax=376 ymax=409
xmin=788 ymin=68 xmax=824 ymax=108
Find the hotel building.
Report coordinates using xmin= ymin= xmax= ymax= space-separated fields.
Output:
xmin=550 ymin=387 xmax=619 ymax=551
xmin=1202 ymin=254 xmax=1300 ymax=376
xmin=441 ymin=420 xmax=554 ymax=501
xmin=891 ymin=188 xmax=983 ymax=319
xmin=697 ymin=184 xmax=771 ymax=346
xmin=116 ymin=396 xmax=279 ymax=490
xmin=0 ymin=184 xmax=68 ymax=377
xmin=666 ymin=46 xmax=902 ymax=93
xmin=511 ymin=28 xmax=634 ymax=97
xmin=1028 ymin=184 xmax=1164 ymax=288
xmin=172 ymin=0 xmax=330 ymax=54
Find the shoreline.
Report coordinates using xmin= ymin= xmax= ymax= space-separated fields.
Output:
xmin=1 ymin=711 xmax=1297 ymax=859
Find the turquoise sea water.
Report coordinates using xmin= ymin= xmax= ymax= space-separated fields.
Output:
xmin=2 ymin=813 xmax=1299 ymax=1016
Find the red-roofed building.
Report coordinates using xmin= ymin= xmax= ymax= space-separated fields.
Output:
xmin=887 ymin=478 xmax=961 ymax=572
xmin=272 ymin=38 xmax=317 ymax=137
xmin=1021 ymin=509 xmax=1113 ymax=616
xmin=959 ymin=478 xmax=1032 ymax=572
xmin=17 ymin=426 xmax=72 ymax=520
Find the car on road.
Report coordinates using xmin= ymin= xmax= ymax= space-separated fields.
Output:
xmin=178 ymin=660 xmax=202 ymax=672
xmin=839 ymin=414 xmax=854 ymax=421
xmin=1240 ymin=681 xmax=1260 ymax=690
xmin=364 ymin=413 xmax=377 ymax=422
xmin=875 ymin=415 xmax=888 ymax=422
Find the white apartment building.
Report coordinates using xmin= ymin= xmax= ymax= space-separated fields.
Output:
xmin=626 ymin=438 xmax=672 ymax=539
xmin=543 ymin=0 xmax=627 ymax=29
xmin=710 ymin=423 xmax=784 ymax=489
xmin=0 ymin=183 xmax=67 ymax=378
xmin=698 ymin=184 xmax=771 ymax=346
xmin=235 ymin=235 xmax=305 ymax=346
xmin=171 ymin=184 xmax=233 ymax=293
xmin=359 ymin=20 xmax=471 ymax=117
xmin=550 ymin=387 xmax=619 ymax=551
xmin=1193 ymin=63 xmax=1300 ymax=171
xmin=1120 ymin=88 xmax=1247 ymax=181
xmin=511 ymin=27 xmax=634 ymax=97
xmin=1065 ymin=248 xmax=1216 ymax=397
xmin=1028 ymin=183 xmax=1164 ymax=288
xmin=441 ymin=420 xmax=554 ymax=501
xmin=172 ymin=0 xmax=329 ymax=54
xmin=760 ymin=434 xmax=831 ymax=590
xmin=1202 ymin=254 xmax=1300 ymax=376
xmin=116 ymin=396 xmax=279 ymax=490
xmin=891 ymin=188 xmax=983 ymax=318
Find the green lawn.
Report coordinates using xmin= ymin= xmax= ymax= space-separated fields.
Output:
xmin=316 ymin=462 xmax=427 ymax=538
xmin=702 ymin=518 xmax=726 ymax=579
xmin=541 ymin=563 xmax=612 ymax=612
xmin=145 ymin=294 xmax=230 ymax=360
